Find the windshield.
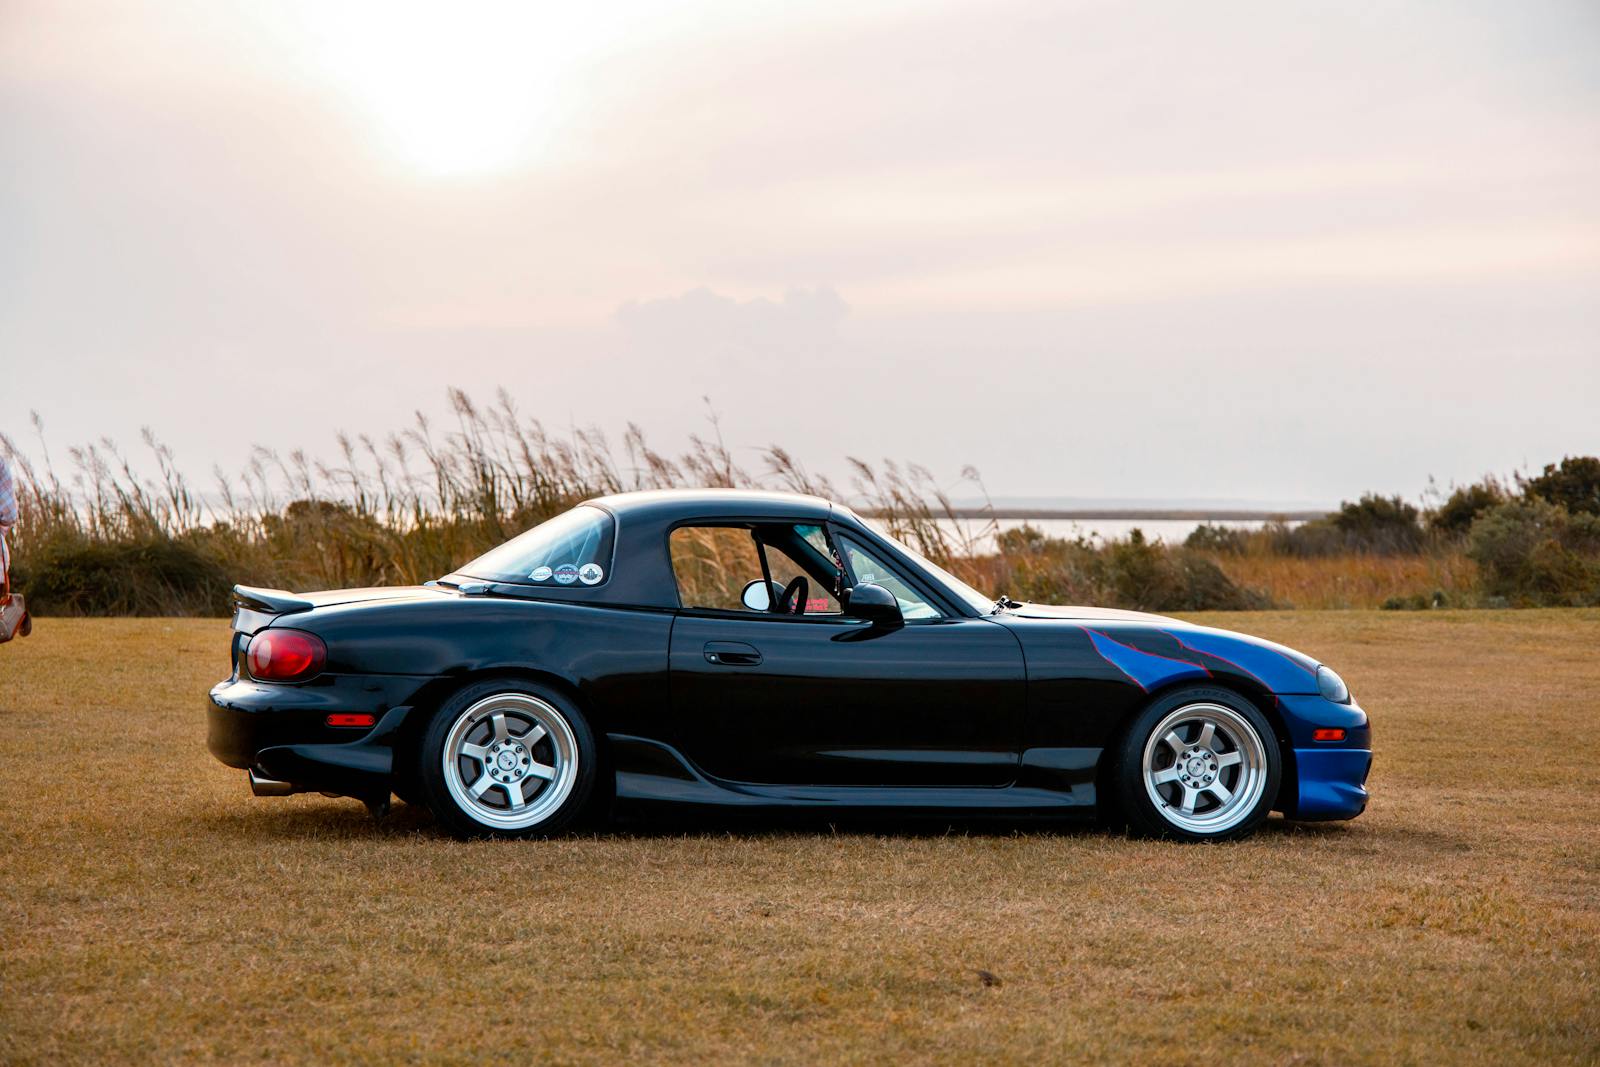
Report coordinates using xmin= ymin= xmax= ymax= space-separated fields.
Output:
xmin=868 ymin=525 xmax=993 ymax=614
xmin=457 ymin=505 xmax=615 ymax=586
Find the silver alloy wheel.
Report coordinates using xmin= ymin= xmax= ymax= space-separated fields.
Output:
xmin=1141 ymin=701 xmax=1269 ymax=835
xmin=441 ymin=693 xmax=579 ymax=831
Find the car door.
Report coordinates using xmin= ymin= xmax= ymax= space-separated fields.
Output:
xmin=667 ymin=523 xmax=1026 ymax=787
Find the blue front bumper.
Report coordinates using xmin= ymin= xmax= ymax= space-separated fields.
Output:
xmin=1275 ymin=694 xmax=1372 ymax=820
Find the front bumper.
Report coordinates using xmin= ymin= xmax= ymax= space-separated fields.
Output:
xmin=1275 ymin=694 xmax=1373 ymax=821
xmin=208 ymin=674 xmax=426 ymax=798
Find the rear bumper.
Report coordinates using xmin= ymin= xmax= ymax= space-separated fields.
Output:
xmin=208 ymin=675 xmax=425 ymax=798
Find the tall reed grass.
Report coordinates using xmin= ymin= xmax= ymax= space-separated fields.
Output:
xmin=1 ymin=389 xmax=998 ymax=614
xmin=0 ymin=388 xmax=1579 ymax=615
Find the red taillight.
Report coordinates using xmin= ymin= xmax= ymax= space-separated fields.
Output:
xmin=246 ymin=629 xmax=326 ymax=682
xmin=1312 ymin=728 xmax=1346 ymax=742
xmin=326 ymin=713 xmax=376 ymax=728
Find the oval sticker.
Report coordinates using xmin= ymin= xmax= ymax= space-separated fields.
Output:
xmin=553 ymin=563 xmax=579 ymax=585
xmin=529 ymin=565 xmax=553 ymax=582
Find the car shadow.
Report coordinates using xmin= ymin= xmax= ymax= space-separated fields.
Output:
xmin=600 ymin=809 xmax=1362 ymax=842
xmin=181 ymin=797 xmax=1361 ymax=844
xmin=179 ymin=797 xmax=436 ymax=840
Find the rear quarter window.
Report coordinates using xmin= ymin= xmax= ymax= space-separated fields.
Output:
xmin=459 ymin=505 xmax=615 ymax=586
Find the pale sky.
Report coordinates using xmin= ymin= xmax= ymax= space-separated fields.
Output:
xmin=4 ymin=0 xmax=1598 ymax=506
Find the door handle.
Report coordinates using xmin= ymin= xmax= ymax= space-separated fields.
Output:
xmin=704 ymin=641 xmax=762 ymax=666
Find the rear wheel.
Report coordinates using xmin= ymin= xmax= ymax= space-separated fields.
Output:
xmin=417 ymin=681 xmax=595 ymax=839
xmin=1114 ymin=686 xmax=1280 ymax=842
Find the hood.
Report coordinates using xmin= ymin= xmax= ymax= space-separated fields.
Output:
xmin=1008 ymin=603 xmax=1181 ymax=625
xmin=998 ymin=603 xmax=1323 ymax=694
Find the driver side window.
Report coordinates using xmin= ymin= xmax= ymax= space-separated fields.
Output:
xmin=669 ymin=525 xmax=842 ymax=614
xmin=838 ymin=536 xmax=943 ymax=620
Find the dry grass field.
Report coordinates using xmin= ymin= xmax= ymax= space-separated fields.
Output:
xmin=3 ymin=612 xmax=1598 ymax=1065
xmin=1211 ymin=552 xmax=1480 ymax=610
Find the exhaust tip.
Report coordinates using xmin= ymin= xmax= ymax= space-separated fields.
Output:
xmin=248 ymin=769 xmax=296 ymax=797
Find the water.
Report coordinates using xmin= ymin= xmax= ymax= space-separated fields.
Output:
xmin=867 ymin=516 xmax=1299 ymax=553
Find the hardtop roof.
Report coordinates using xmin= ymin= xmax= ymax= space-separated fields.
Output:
xmin=585 ymin=488 xmax=836 ymax=523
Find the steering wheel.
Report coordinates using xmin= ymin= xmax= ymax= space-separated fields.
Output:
xmin=777 ymin=576 xmax=809 ymax=616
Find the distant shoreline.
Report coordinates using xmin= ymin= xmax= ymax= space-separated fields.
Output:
xmin=862 ymin=508 xmax=1330 ymax=522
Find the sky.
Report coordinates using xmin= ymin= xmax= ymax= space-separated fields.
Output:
xmin=3 ymin=0 xmax=1598 ymax=507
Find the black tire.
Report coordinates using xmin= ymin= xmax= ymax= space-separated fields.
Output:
xmin=416 ymin=679 xmax=597 ymax=839
xmin=1111 ymin=684 xmax=1280 ymax=842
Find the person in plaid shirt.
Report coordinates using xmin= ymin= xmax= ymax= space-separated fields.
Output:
xmin=0 ymin=452 xmax=16 ymax=578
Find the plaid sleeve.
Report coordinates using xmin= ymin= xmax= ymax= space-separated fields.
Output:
xmin=0 ymin=457 xmax=13 ymax=575
xmin=0 ymin=456 xmax=16 ymax=528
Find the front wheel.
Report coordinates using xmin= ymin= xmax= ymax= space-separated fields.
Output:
xmin=1113 ymin=686 xmax=1280 ymax=842
xmin=417 ymin=681 xmax=596 ymax=839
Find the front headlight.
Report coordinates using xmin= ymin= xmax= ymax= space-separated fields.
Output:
xmin=1316 ymin=665 xmax=1351 ymax=704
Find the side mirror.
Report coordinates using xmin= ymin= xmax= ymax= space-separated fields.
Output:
xmin=741 ymin=578 xmax=786 ymax=612
xmin=845 ymin=583 xmax=903 ymax=627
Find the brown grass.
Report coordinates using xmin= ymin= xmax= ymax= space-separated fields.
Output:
xmin=1209 ymin=551 xmax=1480 ymax=609
xmin=2 ymin=612 xmax=1598 ymax=1064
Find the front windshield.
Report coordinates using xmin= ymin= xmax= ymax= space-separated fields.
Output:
xmin=457 ymin=505 xmax=615 ymax=586
xmin=868 ymin=525 xmax=993 ymax=614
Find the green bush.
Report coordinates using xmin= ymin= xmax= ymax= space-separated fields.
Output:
xmin=991 ymin=524 xmax=1102 ymax=605
xmin=1467 ymin=500 xmax=1600 ymax=607
xmin=1264 ymin=519 xmax=1345 ymax=557
xmin=1260 ymin=496 xmax=1425 ymax=557
xmin=990 ymin=526 xmax=1271 ymax=612
xmin=18 ymin=538 xmax=232 ymax=616
xmin=1329 ymin=494 xmax=1424 ymax=553
xmin=1184 ymin=523 xmax=1250 ymax=554
xmin=1101 ymin=530 xmax=1272 ymax=612
xmin=1522 ymin=456 xmax=1600 ymax=517
xmin=1429 ymin=481 xmax=1505 ymax=538
xmin=995 ymin=523 xmax=1054 ymax=556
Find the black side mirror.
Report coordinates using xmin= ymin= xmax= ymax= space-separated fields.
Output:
xmin=845 ymin=583 xmax=903 ymax=628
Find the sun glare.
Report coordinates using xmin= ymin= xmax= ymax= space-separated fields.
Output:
xmin=302 ymin=2 xmax=604 ymax=177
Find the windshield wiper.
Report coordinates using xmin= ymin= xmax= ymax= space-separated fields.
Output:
xmin=991 ymin=594 xmax=1022 ymax=613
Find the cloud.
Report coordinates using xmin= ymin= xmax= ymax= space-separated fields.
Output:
xmin=614 ymin=286 xmax=848 ymax=355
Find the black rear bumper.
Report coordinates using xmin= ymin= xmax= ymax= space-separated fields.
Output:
xmin=208 ymin=675 xmax=426 ymax=798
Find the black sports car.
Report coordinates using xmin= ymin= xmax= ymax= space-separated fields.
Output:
xmin=208 ymin=489 xmax=1371 ymax=841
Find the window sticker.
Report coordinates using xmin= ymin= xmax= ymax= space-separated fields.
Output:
xmin=553 ymin=563 xmax=580 ymax=585
xmin=529 ymin=565 xmax=553 ymax=582
xmin=578 ymin=563 xmax=604 ymax=585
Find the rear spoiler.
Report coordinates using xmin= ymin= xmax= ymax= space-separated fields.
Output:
xmin=232 ymin=585 xmax=313 ymax=616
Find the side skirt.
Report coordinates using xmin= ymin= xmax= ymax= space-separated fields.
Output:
xmin=607 ymin=734 xmax=1098 ymax=815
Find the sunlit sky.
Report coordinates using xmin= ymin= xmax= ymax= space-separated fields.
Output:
xmin=4 ymin=0 xmax=1598 ymax=505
